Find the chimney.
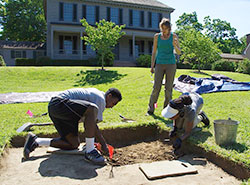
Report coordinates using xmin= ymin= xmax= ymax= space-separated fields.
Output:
xmin=247 ymin=34 xmax=250 ymax=46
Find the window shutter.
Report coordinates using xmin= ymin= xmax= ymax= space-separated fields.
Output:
xmin=82 ymin=5 xmax=86 ymax=19
xmin=140 ymin=11 xmax=144 ymax=27
xmin=22 ymin=51 xmax=26 ymax=58
xmin=11 ymin=50 xmax=15 ymax=58
xmin=158 ymin=13 xmax=162 ymax=23
xmin=129 ymin=40 xmax=132 ymax=55
xmin=59 ymin=35 xmax=64 ymax=53
xmin=59 ymin=2 xmax=64 ymax=21
xmin=129 ymin=10 xmax=133 ymax=26
xmin=119 ymin=8 xmax=123 ymax=24
xmin=107 ymin=7 xmax=110 ymax=21
xmin=73 ymin=36 xmax=77 ymax=54
xmin=148 ymin=41 xmax=153 ymax=54
xmin=95 ymin=6 xmax=99 ymax=23
xmin=33 ymin=51 xmax=37 ymax=59
xmin=148 ymin=12 xmax=152 ymax=27
xmin=141 ymin=41 xmax=144 ymax=53
xmin=73 ymin=4 xmax=77 ymax=22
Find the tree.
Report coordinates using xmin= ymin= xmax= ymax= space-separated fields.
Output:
xmin=176 ymin=12 xmax=203 ymax=32
xmin=179 ymin=28 xmax=221 ymax=72
xmin=81 ymin=18 xmax=125 ymax=70
xmin=0 ymin=0 xmax=46 ymax=42
xmin=203 ymin=16 xmax=241 ymax=53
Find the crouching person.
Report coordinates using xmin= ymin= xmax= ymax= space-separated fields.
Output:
xmin=23 ymin=88 xmax=122 ymax=165
xmin=161 ymin=92 xmax=209 ymax=152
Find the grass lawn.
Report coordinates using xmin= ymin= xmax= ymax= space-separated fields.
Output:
xmin=0 ymin=66 xmax=249 ymax=169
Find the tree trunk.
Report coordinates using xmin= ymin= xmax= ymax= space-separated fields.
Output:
xmin=101 ymin=54 xmax=104 ymax=70
xmin=198 ymin=60 xmax=201 ymax=73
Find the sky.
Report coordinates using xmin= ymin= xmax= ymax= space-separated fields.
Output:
xmin=158 ymin=0 xmax=250 ymax=38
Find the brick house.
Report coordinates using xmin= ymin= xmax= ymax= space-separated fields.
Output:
xmin=43 ymin=0 xmax=174 ymax=66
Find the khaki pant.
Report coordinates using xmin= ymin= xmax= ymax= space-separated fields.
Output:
xmin=148 ymin=64 xmax=176 ymax=113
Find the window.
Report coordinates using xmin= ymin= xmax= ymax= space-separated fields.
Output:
xmin=152 ymin=12 xmax=158 ymax=28
xmin=58 ymin=35 xmax=78 ymax=54
xmin=110 ymin=7 xmax=119 ymax=24
xmin=129 ymin=40 xmax=145 ymax=56
xmin=129 ymin=10 xmax=143 ymax=27
xmin=59 ymin=3 xmax=77 ymax=22
xmin=64 ymin=3 xmax=73 ymax=21
xmin=11 ymin=50 xmax=26 ymax=58
xmin=64 ymin=36 xmax=73 ymax=54
xmin=86 ymin=5 xmax=95 ymax=24
xmin=135 ymin=40 xmax=144 ymax=55
xmin=133 ymin=10 xmax=140 ymax=27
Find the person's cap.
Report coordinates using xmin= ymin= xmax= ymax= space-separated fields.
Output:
xmin=161 ymin=104 xmax=179 ymax=118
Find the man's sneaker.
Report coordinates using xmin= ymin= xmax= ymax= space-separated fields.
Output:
xmin=84 ymin=149 xmax=106 ymax=165
xmin=23 ymin=132 xmax=38 ymax=159
xmin=199 ymin=111 xmax=210 ymax=127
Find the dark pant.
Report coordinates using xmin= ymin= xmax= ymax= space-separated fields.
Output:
xmin=48 ymin=97 xmax=90 ymax=139
xmin=148 ymin=64 xmax=176 ymax=112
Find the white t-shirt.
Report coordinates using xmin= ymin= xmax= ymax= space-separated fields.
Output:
xmin=58 ymin=88 xmax=106 ymax=122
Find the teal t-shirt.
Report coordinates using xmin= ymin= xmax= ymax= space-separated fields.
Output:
xmin=156 ymin=33 xmax=176 ymax=64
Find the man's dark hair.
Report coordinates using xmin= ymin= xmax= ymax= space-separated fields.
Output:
xmin=105 ymin=88 xmax=122 ymax=101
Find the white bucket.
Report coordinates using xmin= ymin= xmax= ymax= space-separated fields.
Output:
xmin=213 ymin=118 xmax=239 ymax=146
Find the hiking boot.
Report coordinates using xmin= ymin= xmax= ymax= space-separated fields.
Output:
xmin=145 ymin=111 xmax=154 ymax=116
xmin=23 ymin=132 xmax=38 ymax=159
xmin=84 ymin=149 xmax=106 ymax=165
xmin=199 ymin=111 xmax=210 ymax=127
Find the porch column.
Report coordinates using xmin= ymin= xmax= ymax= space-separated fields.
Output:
xmin=50 ymin=27 xmax=54 ymax=59
xmin=80 ymin=30 xmax=83 ymax=60
xmin=132 ymin=33 xmax=135 ymax=60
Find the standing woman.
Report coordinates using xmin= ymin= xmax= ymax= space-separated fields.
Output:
xmin=147 ymin=18 xmax=181 ymax=115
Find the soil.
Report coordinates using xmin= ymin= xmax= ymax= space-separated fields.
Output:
xmin=110 ymin=140 xmax=175 ymax=166
xmin=0 ymin=140 xmax=241 ymax=185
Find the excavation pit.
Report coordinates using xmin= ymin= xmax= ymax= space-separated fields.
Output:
xmin=0 ymin=125 xmax=249 ymax=185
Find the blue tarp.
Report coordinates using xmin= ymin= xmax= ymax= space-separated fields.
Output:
xmin=174 ymin=74 xmax=250 ymax=94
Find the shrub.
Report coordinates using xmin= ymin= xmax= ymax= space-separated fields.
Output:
xmin=136 ymin=54 xmax=151 ymax=67
xmin=15 ymin=58 xmax=100 ymax=66
xmin=0 ymin=55 xmax=6 ymax=66
xmin=211 ymin=60 xmax=237 ymax=72
xmin=236 ymin=58 xmax=250 ymax=74
xmin=15 ymin=58 xmax=36 ymax=66
xmin=36 ymin=56 xmax=52 ymax=66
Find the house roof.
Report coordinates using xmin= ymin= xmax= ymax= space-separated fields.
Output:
xmin=0 ymin=40 xmax=45 ymax=50
xmin=103 ymin=0 xmax=174 ymax=10
xmin=220 ymin=53 xmax=245 ymax=60
xmin=43 ymin=0 xmax=174 ymax=17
